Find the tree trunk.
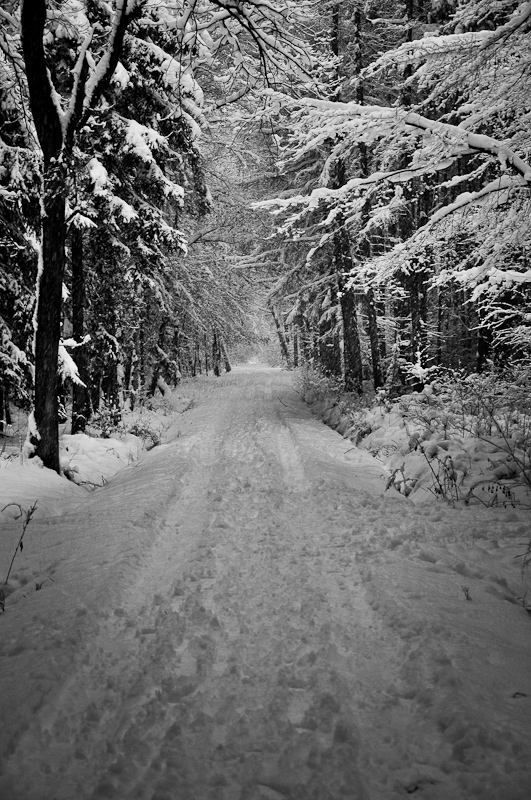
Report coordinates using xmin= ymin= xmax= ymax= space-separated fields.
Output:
xmin=30 ymin=162 xmax=67 ymax=470
xmin=436 ymin=287 xmax=443 ymax=366
xmin=71 ymin=226 xmax=90 ymax=433
xmin=292 ymin=329 xmax=299 ymax=368
xmin=270 ymin=305 xmax=292 ymax=368
xmin=196 ymin=342 xmax=201 ymax=375
xmin=365 ymin=288 xmax=383 ymax=389
xmin=476 ymin=326 xmax=492 ymax=373
xmin=409 ymin=268 xmax=429 ymax=367
xmin=318 ymin=288 xmax=342 ymax=378
xmin=204 ymin=333 xmax=210 ymax=374
xmin=0 ymin=388 xmax=7 ymax=434
xmin=339 ymin=283 xmax=363 ymax=394
xmin=333 ymin=216 xmax=363 ymax=391
xmin=212 ymin=330 xmax=222 ymax=377
xmin=220 ymin=339 xmax=232 ymax=373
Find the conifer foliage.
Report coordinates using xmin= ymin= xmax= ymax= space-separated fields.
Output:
xmin=2 ymin=1 xmax=530 ymax=471
xmin=257 ymin=0 xmax=531 ymax=391
xmin=0 ymin=0 xmax=316 ymax=471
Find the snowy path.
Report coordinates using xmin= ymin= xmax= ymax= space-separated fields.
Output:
xmin=1 ymin=367 xmax=530 ymax=799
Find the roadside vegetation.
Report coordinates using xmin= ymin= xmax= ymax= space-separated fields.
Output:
xmin=297 ymin=362 xmax=531 ymax=509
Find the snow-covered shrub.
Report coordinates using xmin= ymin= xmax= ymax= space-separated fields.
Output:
xmin=142 ymin=394 xmax=175 ymax=415
xmin=373 ymin=368 xmax=531 ymax=505
xmin=126 ymin=421 xmax=161 ymax=450
xmin=87 ymin=407 xmax=165 ymax=451
xmin=295 ymin=365 xmax=366 ymax=407
xmin=88 ymin=405 xmax=124 ymax=439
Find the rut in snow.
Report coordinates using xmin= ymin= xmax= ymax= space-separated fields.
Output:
xmin=1 ymin=366 xmax=530 ymax=800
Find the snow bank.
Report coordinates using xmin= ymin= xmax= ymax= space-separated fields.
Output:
xmin=305 ymin=382 xmax=531 ymax=509
xmin=0 ymin=461 xmax=83 ymax=520
xmin=60 ymin=432 xmax=141 ymax=485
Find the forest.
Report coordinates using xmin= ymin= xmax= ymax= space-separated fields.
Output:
xmin=1 ymin=0 xmax=530 ymax=476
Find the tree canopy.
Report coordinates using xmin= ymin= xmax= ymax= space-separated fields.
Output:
xmin=1 ymin=0 xmax=530 ymax=470
xmin=255 ymin=0 xmax=531 ymax=388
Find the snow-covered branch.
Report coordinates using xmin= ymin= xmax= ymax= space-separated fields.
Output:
xmin=479 ymin=1 xmax=531 ymax=49
xmin=82 ymin=0 xmax=141 ymax=116
xmin=403 ymin=112 xmax=531 ymax=183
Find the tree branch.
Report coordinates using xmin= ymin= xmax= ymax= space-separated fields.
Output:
xmin=82 ymin=0 xmax=140 ymax=119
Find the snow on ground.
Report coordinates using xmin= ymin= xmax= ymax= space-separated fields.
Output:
xmin=304 ymin=377 xmax=531 ymax=510
xmin=0 ymin=366 xmax=530 ymax=799
xmin=0 ymin=435 xmax=142 ymax=522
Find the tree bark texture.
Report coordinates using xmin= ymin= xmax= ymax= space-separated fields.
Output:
xmin=339 ymin=284 xmax=363 ymax=395
xmin=318 ymin=288 xmax=342 ymax=379
xmin=333 ymin=221 xmax=363 ymax=392
xmin=292 ymin=330 xmax=299 ymax=368
xmin=220 ymin=340 xmax=232 ymax=373
xmin=270 ymin=306 xmax=292 ymax=368
xmin=0 ymin=388 xmax=8 ymax=433
xmin=365 ymin=288 xmax=383 ymax=389
xmin=212 ymin=330 xmax=222 ymax=377
xmin=408 ymin=268 xmax=429 ymax=365
xmin=71 ymin=226 xmax=91 ymax=433
xmin=31 ymin=163 xmax=67 ymax=470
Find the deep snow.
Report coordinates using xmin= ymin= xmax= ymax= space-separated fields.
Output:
xmin=0 ymin=366 xmax=530 ymax=799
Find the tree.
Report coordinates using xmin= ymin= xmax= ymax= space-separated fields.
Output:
xmin=256 ymin=0 xmax=531 ymax=385
xmin=4 ymin=0 xmax=318 ymax=471
xmin=0 ymin=22 xmax=39 ymax=432
xmin=19 ymin=0 xmax=141 ymax=469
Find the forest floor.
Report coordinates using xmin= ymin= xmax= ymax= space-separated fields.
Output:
xmin=0 ymin=365 xmax=530 ymax=800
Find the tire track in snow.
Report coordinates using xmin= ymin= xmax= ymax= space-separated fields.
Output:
xmin=0 ymin=368 xmax=479 ymax=799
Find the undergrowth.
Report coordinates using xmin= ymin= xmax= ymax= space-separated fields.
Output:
xmin=88 ymin=400 xmax=170 ymax=450
xmin=297 ymin=363 xmax=531 ymax=508
xmin=1 ymin=501 xmax=38 ymax=597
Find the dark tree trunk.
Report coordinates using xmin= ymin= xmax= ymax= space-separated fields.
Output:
xmin=365 ymin=288 xmax=383 ymax=389
xmin=131 ymin=327 xmax=144 ymax=401
xmin=476 ymin=326 xmax=492 ymax=373
xmin=30 ymin=163 xmax=66 ymax=470
xmin=220 ymin=339 xmax=232 ymax=373
xmin=339 ymin=283 xmax=363 ymax=394
xmin=333 ymin=217 xmax=363 ymax=391
xmin=436 ymin=288 xmax=443 ymax=366
xmin=296 ymin=298 xmax=312 ymax=363
xmin=101 ymin=342 xmax=121 ymax=422
xmin=408 ymin=268 xmax=429 ymax=366
xmin=318 ymin=287 xmax=342 ymax=378
xmin=71 ymin=226 xmax=90 ymax=433
xmin=212 ymin=330 xmax=222 ymax=377
xmin=270 ymin=305 xmax=292 ymax=368
xmin=204 ymin=333 xmax=210 ymax=374
xmin=173 ymin=327 xmax=183 ymax=378
xmin=193 ymin=342 xmax=200 ymax=376
xmin=0 ymin=388 xmax=7 ymax=433
xmin=148 ymin=322 xmax=179 ymax=394
xmin=401 ymin=0 xmax=415 ymax=107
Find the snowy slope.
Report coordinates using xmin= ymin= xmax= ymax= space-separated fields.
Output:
xmin=0 ymin=366 xmax=530 ymax=799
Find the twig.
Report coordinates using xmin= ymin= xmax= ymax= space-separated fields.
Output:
xmin=1 ymin=502 xmax=24 ymax=520
xmin=277 ymin=395 xmax=294 ymax=409
xmin=3 ymin=501 xmax=38 ymax=586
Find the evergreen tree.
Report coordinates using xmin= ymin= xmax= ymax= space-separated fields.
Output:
xmin=1 ymin=0 xmax=319 ymax=471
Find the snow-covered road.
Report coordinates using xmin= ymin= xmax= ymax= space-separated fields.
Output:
xmin=1 ymin=367 xmax=530 ymax=799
